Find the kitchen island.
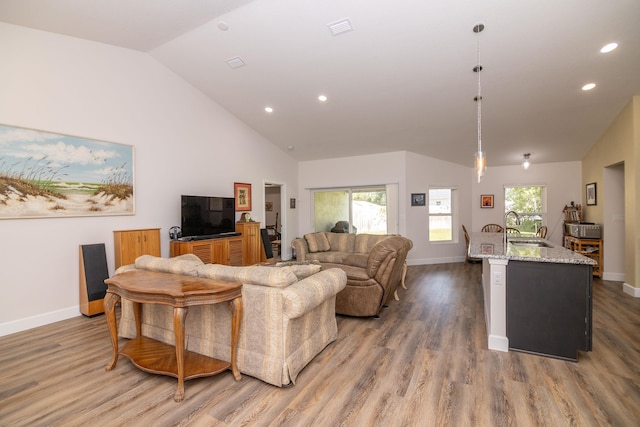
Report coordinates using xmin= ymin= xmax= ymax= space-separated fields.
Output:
xmin=469 ymin=232 xmax=596 ymax=361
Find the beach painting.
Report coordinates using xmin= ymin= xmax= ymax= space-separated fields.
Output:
xmin=0 ymin=124 xmax=134 ymax=219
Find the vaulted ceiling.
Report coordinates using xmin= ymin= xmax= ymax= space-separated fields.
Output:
xmin=1 ymin=0 xmax=639 ymax=167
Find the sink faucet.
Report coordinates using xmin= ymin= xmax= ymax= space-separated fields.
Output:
xmin=504 ymin=210 xmax=521 ymax=247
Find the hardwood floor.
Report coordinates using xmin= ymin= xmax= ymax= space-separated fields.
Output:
xmin=1 ymin=263 xmax=639 ymax=426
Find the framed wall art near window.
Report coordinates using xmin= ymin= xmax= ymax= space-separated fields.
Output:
xmin=0 ymin=123 xmax=134 ymax=219
xmin=481 ymin=194 xmax=494 ymax=208
xmin=411 ymin=193 xmax=425 ymax=206
xmin=234 ymin=182 xmax=252 ymax=211
xmin=586 ymin=182 xmax=597 ymax=206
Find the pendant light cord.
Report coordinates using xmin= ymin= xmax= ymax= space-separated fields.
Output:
xmin=476 ymin=27 xmax=482 ymax=154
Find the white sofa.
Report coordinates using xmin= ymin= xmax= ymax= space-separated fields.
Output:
xmin=114 ymin=254 xmax=346 ymax=386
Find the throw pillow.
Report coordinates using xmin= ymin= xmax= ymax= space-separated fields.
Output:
xmin=275 ymin=261 xmax=322 ymax=279
xmin=304 ymin=232 xmax=330 ymax=253
xmin=197 ymin=264 xmax=298 ymax=289
xmin=134 ymin=254 xmax=203 ymax=276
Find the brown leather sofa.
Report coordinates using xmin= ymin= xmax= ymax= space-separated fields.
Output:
xmin=292 ymin=232 xmax=413 ymax=317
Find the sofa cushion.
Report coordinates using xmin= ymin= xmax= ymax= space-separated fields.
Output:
xmin=274 ymin=261 xmax=322 ymax=279
xmin=134 ymin=254 xmax=203 ymax=276
xmin=197 ymin=264 xmax=298 ymax=289
xmin=342 ymin=254 xmax=368 ymax=269
xmin=354 ymin=234 xmax=389 ymax=253
xmin=321 ymin=262 xmax=370 ymax=283
xmin=325 ymin=233 xmax=356 ymax=252
xmin=306 ymin=251 xmax=351 ymax=264
xmin=304 ymin=232 xmax=330 ymax=253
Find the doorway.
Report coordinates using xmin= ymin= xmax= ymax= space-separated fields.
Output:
xmin=603 ymin=163 xmax=625 ymax=281
xmin=264 ymin=182 xmax=284 ymax=261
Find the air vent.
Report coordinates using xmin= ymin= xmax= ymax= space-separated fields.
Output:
xmin=226 ymin=57 xmax=246 ymax=69
xmin=328 ymin=18 xmax=353 ymax=36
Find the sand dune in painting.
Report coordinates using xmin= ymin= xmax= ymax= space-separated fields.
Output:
xmin=0 ymin=183 xmax=133 ymax=218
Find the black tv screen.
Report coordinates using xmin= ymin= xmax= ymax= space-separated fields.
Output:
xmin=181 ymin=195 xmax=236 ymax=238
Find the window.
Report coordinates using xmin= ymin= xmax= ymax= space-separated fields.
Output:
xmin=312 ymin=186 xmax=392 ymax=234
xmin=429 ymin=188 xmax=457 ymax=242
xmin=504 ymin=185 xmax=546 ymax=236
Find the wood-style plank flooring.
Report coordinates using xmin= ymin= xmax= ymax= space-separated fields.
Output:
xmin=1 ymin=263 xmax=639 ymax=426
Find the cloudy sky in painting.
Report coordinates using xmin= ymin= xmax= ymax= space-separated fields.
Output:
xmin=0 ymin=125 xmax=133 ymax=184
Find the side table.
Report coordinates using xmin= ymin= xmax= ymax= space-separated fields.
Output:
xmin=104 ymin=270 xmax=242 ymax=401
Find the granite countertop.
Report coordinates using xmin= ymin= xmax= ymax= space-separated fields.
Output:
xmin=469 ymin=232 xmax=596 ymax=265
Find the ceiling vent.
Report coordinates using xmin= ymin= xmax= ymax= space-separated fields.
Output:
xmin=327 ymin=18 xmax=353 ymax=36
xmin=226 ymin=56 xmax=246 ymax=69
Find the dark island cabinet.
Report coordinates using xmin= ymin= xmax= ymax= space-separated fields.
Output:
xmin=507 ymin=260 xmax=592 ymax=361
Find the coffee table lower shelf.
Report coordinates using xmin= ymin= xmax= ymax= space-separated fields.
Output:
xmin=120 ymin=336 xmax=230 ymax=380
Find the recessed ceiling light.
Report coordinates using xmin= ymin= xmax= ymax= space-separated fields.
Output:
xmin=318 ymin=95 xmax=328 ymax=102
xmin=217 ymin=21 xmax=229 ymax=31
xmin=265 ymin=106 xmax=274 ymax=113
xmin=582 ymin=83 xmax=596 ymax=91
xmin=600 ymin=42 xmax=618 ymax=53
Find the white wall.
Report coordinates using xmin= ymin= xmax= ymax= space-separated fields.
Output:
xmin=299 ymin=152 xmax=581 ymax=264
xmin=0 ymin=23 xmax=298 ymax=335
xmin=472 ymin=161 xmax=582 ymax=245
xmin=297 ymin=151 xmax=406 ymax=233
xmin=298 ymin=151 xmax=472 ymax=264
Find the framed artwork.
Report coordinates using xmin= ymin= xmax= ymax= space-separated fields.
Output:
xmin=586 ymin=182 xmax=597 ymax=206
xmin=234 ymin=182 xmax=252 ymax=211
xmin=481 ymin=244 xmax=494 ymax=255
xmin=265 ymin=201 xmax=273 ymax=211
xmin=411 ymin=193 xmax=426 ymax=206
xmin=481 ymin=194 xmax=494 ymax=208
xmin=0 ymin=123 xmax=134 ymax=219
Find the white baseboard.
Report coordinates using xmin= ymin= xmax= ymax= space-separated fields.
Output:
xmin=488 ymin=335 xmax=509 ymax=352
xmin=623 ymin=283 xmax=640 ymax=298
xmin=602 ymin=272 xmax=625 ymax=281
xmin=406 ymin=256 xmax=466 ymax=266
xmin=0 ymin=306 xmax=81 ymax=337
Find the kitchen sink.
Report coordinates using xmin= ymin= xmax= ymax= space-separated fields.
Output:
xmin=509 ymin=240 xmax=552 ymax=248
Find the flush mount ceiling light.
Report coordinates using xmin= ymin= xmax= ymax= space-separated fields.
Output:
xmin=600 ymin=42 xmax=618 ymax=53
xmin=582 ymin=83 xmax=596 ymax=91
xmin=264 ymin=106 xmax=274 ymax=113
xmin=318 ymin=95 xmax=328 ymax=102
xmin=522 ymin=153 xmax=531 ymax=170
xmin=473 ymin=23 xmax=486 ymax=183
xmin=226 ymin=56 xmax=245 ymax=69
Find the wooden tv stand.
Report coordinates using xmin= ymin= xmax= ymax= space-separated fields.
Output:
xmin=170 ymin=221 xmax=261 ymax=265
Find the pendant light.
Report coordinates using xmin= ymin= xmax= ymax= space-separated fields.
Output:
xmin=522 ymin=153 xmax=531 ymax=170
xmin=473 ymin=23 xmax=486 ymax=183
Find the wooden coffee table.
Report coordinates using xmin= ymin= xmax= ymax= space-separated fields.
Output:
xmin=104 ymin=270 xmax=242 ymax=402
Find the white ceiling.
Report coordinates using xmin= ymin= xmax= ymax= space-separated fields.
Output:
xmin=1 ymin=0 xmax=639 ymax=167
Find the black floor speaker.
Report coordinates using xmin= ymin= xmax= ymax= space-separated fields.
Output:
xmin=260 ymin=228 xmax=273 ymax=260
xmin=79 ymin=243 xmax=109 ymax=317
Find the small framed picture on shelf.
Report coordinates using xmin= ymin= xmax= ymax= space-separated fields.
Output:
xmin=411 ymin=193 xmax=426 ymax=206
xmin=234 ymin=182 xmax=252 ymax=211
xmin=586 ymin=182 xmax=597 ymax=206
xmin=481 ymin=194 xmax=494 ymax=208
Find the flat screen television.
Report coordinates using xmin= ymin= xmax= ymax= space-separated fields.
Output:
xmin=181 ymin=195 xmax=236 ymax=239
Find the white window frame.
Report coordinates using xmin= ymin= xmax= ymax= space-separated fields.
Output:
xmin=428 ymin=187 xmax=458 ymax=243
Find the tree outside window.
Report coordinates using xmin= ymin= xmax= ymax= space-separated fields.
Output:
xmin=504 ymin=186 xmax=546 ymax=236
